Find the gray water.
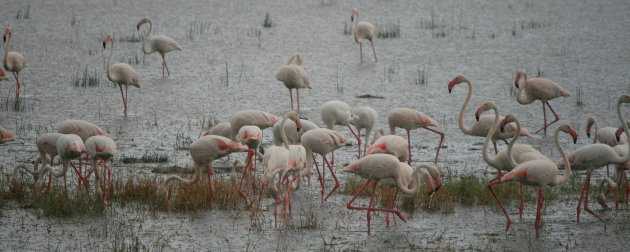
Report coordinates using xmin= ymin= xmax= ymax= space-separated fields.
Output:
xmin=1 ymin=0 xmax=630 ymax=250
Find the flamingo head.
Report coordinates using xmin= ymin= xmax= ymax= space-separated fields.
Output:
xmin=102 ymin=34 xmax=112 ymax=49
xmin=447 ymin=75 xmax=467 ymax=93
xmin=475 ymin=101 xmax=495 ymax=121
xmin=585 ymin=117 xmax=596 ymax=138
xmin=422 ymin=165 xmax=442 ymax=196
xmin=615 ymin=124 xmax=627 ymax=142
xmin=340 ymin=161 xmax=361 ymax=173
xmin=619 ymin=94 xmax=630 ymax=104
xmin=137 ymin=18 xmax=150 ymax=30
xmin=3 ymin=27 xmax=11 ymax=43
xmin=514 ymin=70 xmax=526 ymax=88
xmin=286 ymin=110 xmax=301 ymax=130
xmin=499 ymin=114 xmax=517 ymax=133
xmin=558 ymin=124 xmax=578 ymax=144
xmin=351 ymin=8 xmax=358 ymax=22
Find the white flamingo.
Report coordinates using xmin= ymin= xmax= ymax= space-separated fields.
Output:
xmin=35 ymin=134 xmax=86 ymax=193
xmin=321 ymin=100 xmax=360 ymax=165
xmin=3 ymin=27 xmax=27 ymax=98
xmin=350 ymin=8 xmax=377 ymax=62
xmin=351 ymin=106 xmax=377 ymax=158
xmin=103 ymin=34 xmax=141 ymax=117
xmin=272 ymin=118 xmax=319 ymax=146
xmin=387 ymin=107 xmax=444 ymax=163
xmin=85 ymin=135 xmax=117 ymax=203
xmin=235 ymin=125 xmax=263 ymax=198
xmin=137 ymin=18 xmax=182 ymax=77
xmin=275 ymin=54 xmax=311 ymax=111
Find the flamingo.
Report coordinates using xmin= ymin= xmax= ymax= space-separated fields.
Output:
xmin=366 ymin=128 xmax=409 ymax=163
xmin=586 ymin=117 xmax=627 ymax=146
xmin=229 ymin=110 xmax=279 ymax=139
xmin=275 ymin=54 xmax=311 ymax=111
xmin=448 ymin=75 xmax=533 ymax=154
xmin=203 ymin=122 xmax=233 ymax=139
xmin=611 ymin=127 xmax=630 ymax=209
xmin=0 ymin=126 xmax=15 ymax=143
xmin=341 ymin=154 xmax=441 ymax=233
xmin=258 ymin=111 xmax=305 ymax=225
xmin=235 ymin=125 xmax=263 ymax=198
xmin=103 ymin=34 xmax=141 ymax=117
xmin=321 ymin=100 xmax=359 ymax=165
xmin=560 ymin=95 xmax=630 ymax=222
xmin=301 ymin=128 xmax=352 ymax=202
xmin=85 ymin=135 xmax=117 ymax=203
xmin=350 ymin=8 xmax=377 ymax=62
xmin=488 ymin=123 xmax=576 ymax=237
xmin=272 ymin=118 xmax=319 ymax=146
xmin=136 ymin=18 xmax=182 ymax=77
xmin=157 ymin=135 xmax=251 ymax=198
xmin=594 ymin=177 xmax=617 ymax=210
xmin=34 ymin=134 xmax=86 ymax=193
xmin=24 ymin=133 xmax=63 ymax=188
xmin=57 ymin=119 xmax=111 ymax=186
xmin=477 ymin=101 xmax=549 ymax=219
xmin=351 ymin=106 xmax=377 ymax=158
xmin=387 ymin=107 xmax=444 ymax=163
xmin=513 ymin=70 xmax=572 ymax=135
xmin=3 ymin=27 xmax=27 ymax=99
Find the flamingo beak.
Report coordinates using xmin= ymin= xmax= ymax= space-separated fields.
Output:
xmin=475 ymin=107 xmax=484 ymax=121
xmin=615 ymin=126 xmax=624 ymax=142
xmin=514 ymin=75 xmax=521 ymax=88
xmin=295 ymin=118 xmax=302 ymax=131
xmin=570 ymin=128 xmax=578 ymax=144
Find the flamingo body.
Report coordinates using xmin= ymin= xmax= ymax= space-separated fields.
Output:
xmin=0 ymin=126 xmax=15 ymax=143
xmin=57 ymin=120 xmax=111 ymax=142
xmin=230 ymin=110 xmax=279 ymax=139
xmin=367 ymin=135 xmax=409 ymax=162
xmin=387 ymin=107 xmax=444 ymax=163
xmin=137 ymin=18 xmax=181 ymax=76
xmin=203 ymin=122 xmax=233 ymax=139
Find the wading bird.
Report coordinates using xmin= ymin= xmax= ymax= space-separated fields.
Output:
xmin=3 ymin=27 xmax=27 ymax=98
xmin=388 ymin=108 xmax=444 ymax=163
xmin=136 ymin=18 xmax=182 ymax=77
xmin=351 ymin=106 xmax=377 ymax=158
xmin=85 ymin=135 xmax=117 ymax=203
xmin=350 ymin=8 xmax=377 ymax=62
xmin=103 ymin=34 xmax=141 ymax=117
xmin=35 ymin=134 xmax=86 ymax=193
xmin=275 ymin=54 xmax=311 ymax=111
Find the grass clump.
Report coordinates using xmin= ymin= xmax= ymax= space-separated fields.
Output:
xmin=72 ymin=66 xmax=101 ymax=87
xmin=188 ymin=19 xmax=211 ymax=40
xmin=120 ymin=152 xmax=169 ymax=164
xmin=263 ymin=12 xmax=273 ymax=28
xmin=376 ymin=19 xmax=401 ymax=39
xmin=34 ymin=190 xmax=105 ymax=217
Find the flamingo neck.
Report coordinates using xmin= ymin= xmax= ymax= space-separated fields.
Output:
xmin=396 ymin=165 xmax=430 ymax=197
xmin=482 ymin=105 xmax=501 ymax=168
xmin=552 ymin=127 xmax=571 ymax=186
xmin=457 ymin=79 xmax=474 ymax=135
xmin=591 ymin=119 xmax=598 ymax=144
xmin=141 ymin=20 xmax=153 ymax=54
xmin=280 ymin=115 xmax=290 ymax=149
xmin=353 ymin=13 xmax=360 ymax=43
xmin=617 ymin=98 xmax=630 ymax=163
xmin=3 ymin=34 xmax=10 ymax=67
xmin=505 ymin=119 xmax=521 ymax=169
xmin=515 ymin=72 xmax=535 ymax=104
xmin=106 ymin=39 xmax=114 ymax=81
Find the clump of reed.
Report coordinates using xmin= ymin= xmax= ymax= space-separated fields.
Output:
xmin=120 ymin=152 xmax=169 ymax=164
xmin=376 ymin=19 xmax=400 ymax=39
xmin=263 ymin=12 xmax=273 ymax=28
xmin=72 ymin=66 xmax=101 ymax=87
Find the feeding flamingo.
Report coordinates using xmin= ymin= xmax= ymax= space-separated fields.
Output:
xmin=321 ymin=100 xmax=359 ymax=166
xmin=235 ymin=125 xmax=263 ymax=198
xmin=23 ymin=133 xmax=63 ymax=188
xmin=57 ymin=119 xmax=111 ymax=186
xmin=103 ymin=34 xmax=141 ymax=117
xmin=488 ymin=122 xmax=577 ymax=237
xmin=230 ymin=110 xmax=279 ymax=139
xmin=301 ymin=128 xmax=352 ymax=202
xmin=203 ymin=122 xmax=233 ymax=139
xmin=136 ymin=18 xmax=182 ymax=77
xmin=157 ymin=135 xmax=251 ymax=198
xmin=387 ymin=107 xmax=444 ymax=163
xmin=341 ymin=154 xmax=441 ymax=233
xmin=275 ymin=54 xmax=311 ymax=111
xmin=85 ymin=135 xmax=117 ymax=203
xmin=513 ymin=70 xmax=571 ymax=135
xmin=273 ymin=118 xmax=319 ymax=146
xmin=351 ymin=106 xmax=377 ymax=158
xmin=0 ymin=126 xmax=15 ymax=143
xmin=350 ymin=8 xmax=377 ymax=62
xmin=366 ymin=128 xmax=409 ymax=163
xmin=34 ymin=134 xmax=86 ymax=193
xmin=559 ymin=95 xmax=630 ymax=222
xmin=3 ymin=27 xmax=27 ymax=99
xmin=448 ymin=75 xmax=533 ymax=154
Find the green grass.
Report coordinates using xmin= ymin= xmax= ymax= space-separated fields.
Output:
xmin=72 ymin=66 xmax=101 ymax=87
xmin=120 ymin=152 xmax=170 ymax=164
xmin=263 ymin=12 xmax=273 ymax=28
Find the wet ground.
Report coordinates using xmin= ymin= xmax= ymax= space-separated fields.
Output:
xmin=1 ymin=0 xmax=630 ymax=250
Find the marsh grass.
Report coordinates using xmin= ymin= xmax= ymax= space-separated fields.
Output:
xmin=72 ymin=66 xmax=101 ymax=87
xmin=376 ymin=19 xmax=401 ymax=39
xmin=415 ymin=63 xmax=430 ymax=85
xmin=188 ymin=19 xmax=212 ymax=40
xmin=263 ymin=12 xmax=273 ymax=28
xmin=120 ymin=152 xmax=169 ymax=164
xmin=1 ymin=96 xmax=30 ymax=112
xmin=175 ymin=131 xmax=193 ymax=150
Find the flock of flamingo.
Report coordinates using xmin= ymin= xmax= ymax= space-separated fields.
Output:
xmin=1 ymin=8 xmax=629 ymax=237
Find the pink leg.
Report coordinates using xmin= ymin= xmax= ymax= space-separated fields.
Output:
xmin=576 ymin=172 xmax=591 ymax=223
xmin=13 ymin=72 xmax=20 ymax=99
xmin=119 ymin=85 xmax=127 ymax=116
xmin=534 ymin=187 xmax=544 ymax=238
xmin=347 ymin=126 xmax=361 ymax=159
xmin=366 ymin=181 xmax=378 ymax=234
xmin=519 ymin=183 xmax=524 ymax=219
xmin=384 ymin=186 xmax=392 ymax=227
xmin=425 ymin=127 xmax=445 ymax=163
xmin=237 ymin=150 xmax=254 ymax=199
xmin=313 ymin=155 xmax=324 ymax=199
xmin=206 ymin=165 xmax=214 ymax=198
xmin=289 ymin=89 xmax=294 ymax=110
xmin=493 ymin=142 xmax=498 ymax=155
xmin=488 ymin=180 xmax=512 ymax=232
xmin=162 ymin=54 xmax=171 ymax=77
xmin=296 ymin=88 xmax=300 ymax=111
xmin=321 ymin=155 xmax=326 ymax=202
xmin=346 ymin=180 xmax=407 ymax=233
xmin=323 ymin=155 xmax=340 ymax=202
xmin=625 ymin=171 xmax=629 ymax=205
xmin=583 ymin=174 xmax=604 ymax=221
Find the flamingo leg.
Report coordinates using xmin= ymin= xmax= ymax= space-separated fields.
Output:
xmin=296 ymin=88 xmax=300 ymax=111
xmin=369 ymin=40 xmax=377 ymax=62
xmin=119 ymin=84 xmax=127 ymax=116
xmin=545 ymin=101 xmax=560 ymax=130
xmin=125 ymin=85 xmax=129 ymax=116
xmin=519 ymin=183 xmax=524 ymax=219
xmin=206 ymin=165 xmax=214 ymax=198
xmin=346 ymin=180 xmax=407 ymax=231
xmin=406 ymin=130 xmax=412 ymax=165
xmin=347 ymin=126 xmax=361 ymax=159
xmin=366 ymin=180 xmax=378 ymax=234
xmin=425 ymin=127 xmax=445 ymax=163
xmin=237 ymin=150 xmax=254 ymax=199
xmin=359 ymin=42 xmax=363 ymax=63
xmin=534 ymin=187 xmax=544 ymax=238
xmin=289 ymin=89 xmax=294 ymax=111
xmin=576 ymin=172 xmax=590 ymax=223
xmin=322 ymin=155 xmax=326 ymax=202
xmin=162 ymin=54 xmax=171 ymax=77
xmin=583 ymin=174 xmax=604 ymax=221
xmin=624 ymin=171 xmax=629 ymax=205
xmin=487 ymin=180 xmax=512 ymax=232
xmin=13 ymin=72 xmax=20 ymax=99
xmin=313 ymin=155 xmax=324 ymax=197
xmin=323 ymin=155 xmax=340 ymax=201
xmin=384 ymin=186 xmax=391 ymax=227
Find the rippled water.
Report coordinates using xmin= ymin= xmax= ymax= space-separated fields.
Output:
xmin=1 ymin=0 xmax=630 ymax=250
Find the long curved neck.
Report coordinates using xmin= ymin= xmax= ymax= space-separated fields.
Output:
xmin=505 ymin=119 xmax=522 ymax=168
xmin=106 ymin=39 xmax=114 ymax=81
xmin=591 ymin=119 xmax=598 ymax=144
xmin=3 ymin=34 xmax=10 ymax=66
xmin=353 ymin=13 xmax=360 ymax=42
xmin=617 ymin=99 xmax=630 ymax=163
xmin=457 ymin=80 xmax=474 ymax=134
xmin=141 ymin=20 xmax=153 ymax=54
xmin=482 ymin=105 xmax=501 ymax=168
xmin=280 ymin=116 xmax=290 ymax=149
xmin=515 ymin=72 xmax=534 ymax=104
xmin=395 ymin=165 xmax=432 ymax=197
xmin=552 ymin=127 xmax=571 ymax=186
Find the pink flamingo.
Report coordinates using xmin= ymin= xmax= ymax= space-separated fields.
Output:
xmin=561 ymin=95 xmax=630 ymax=222
xmin=301 ymin=128 xmax=351 ymax=202
xmin=85 ymin=135 xmax=117 ymax=203
xmin=477 ymin=101 xmax=549 ymax=219
xmin=229 ymin=110 xmax=279 ymax=139
xmin=350 ymin=8 xmax=377 ymax=62
xmin=3 ymin=27 xmax=27 ymax=98
xmin=275 ymin=54 xmax=311 ymax=111
xmin=203 ymin=122 xmax=233 ymax=139
xmin=18 ymin=133 xmax=63 ymax=191
xmin=387 ymin=107 xmax=444 ymax=163
xmin=321 ymin=100 xmax=359 ymax=165
xmin=366 ymin=128 xmax=409 ymax=163
xmin=273 ymin=118 xmax=319 ymax=146
xmin=57 ymin=119 xmax=111 ymax=186
xmin=514 ymin=70 xmax=572 ymax=135
xmin=35 ymin=134 xmax=87 ymax=193
xmin=235 ymin=125 xmax=263 ymax=198
xmin=341 ymin=154 xmax=441 ymax=233
xmin=0 ymin=126 xmax=15 ymax=143
xmin=586 ymin=117 xmax=627 ymax=146
xmin=611 ymin=150 xmax=629 ymax=209
xmin=488 ymin=121 xmax=577 ymax=237
xmin=103 ymin=34 xmax=141 ymax=117
xmin=448 ymin=75 xmax=533 ymax=154
xmin=157 ymin=135 xmax=251 ymax=198
xmin=137 ymin=18 xmax=182 ymax=77
xmin=351 ymin=106 xmax=377 ymax=158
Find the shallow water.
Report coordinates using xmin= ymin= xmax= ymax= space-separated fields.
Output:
xmin=1 ymin=0 xmax=630 ymax=250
